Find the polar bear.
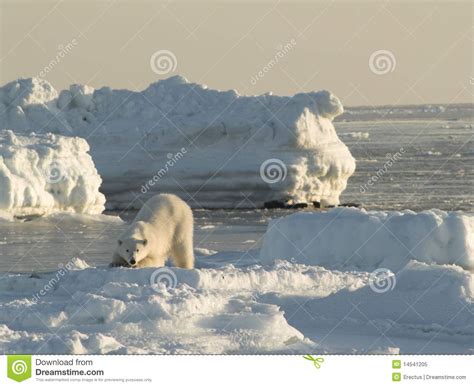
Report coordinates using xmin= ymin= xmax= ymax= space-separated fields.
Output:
xmin=111 ymin=194 xmax=194 ymax=269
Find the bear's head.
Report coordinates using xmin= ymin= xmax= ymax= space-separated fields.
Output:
xmin=116 ymin=238 xmax=148 ymax=267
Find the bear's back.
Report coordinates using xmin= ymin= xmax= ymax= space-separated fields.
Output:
xmin=135 ymin=194 xmax=191 ymax=227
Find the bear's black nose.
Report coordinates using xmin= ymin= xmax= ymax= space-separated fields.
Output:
xmin=130 ymin=259 xmax=136 ymax=265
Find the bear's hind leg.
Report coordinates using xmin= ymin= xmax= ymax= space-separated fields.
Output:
xmin=171 ymin=241 xmax=194 ymax=269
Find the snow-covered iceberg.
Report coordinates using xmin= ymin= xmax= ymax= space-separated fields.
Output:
xmin=0 ymin=130 xmax=105 ymax=216
xmin=0 ymin=77 xmax=356 ymax=208
xmin=260 ymin=207 xmax=474 ymax=271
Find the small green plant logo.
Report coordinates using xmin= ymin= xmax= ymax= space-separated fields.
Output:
xmin=7 ymin=355 xmax=32 ymax=382
xmin=392 ymin=372 xmax=401 ymax=382
xmin=392 ymin=360 xmax=401 ymax=369
xmin=303 ymin=354 xmax=324 ymax=369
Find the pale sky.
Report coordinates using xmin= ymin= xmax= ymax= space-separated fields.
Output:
xmin=1 ymin=0 xmax=472 ymax=106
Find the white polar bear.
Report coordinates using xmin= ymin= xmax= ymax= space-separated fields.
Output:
xmin=111 ymin=194 xmax=194 ymax=269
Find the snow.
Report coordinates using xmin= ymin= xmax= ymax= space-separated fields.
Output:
xmin=0 ymin=130 xmax=105 ymax=216
xmin=294 ymin=261 xmax=473 ymax=332
xmin=417 ymin=150 xmax=443 ymax=156
xmin=260 ymin=207 xmax=474 ymax=271
xmin=0 ymin=210 xmax=13 ymax=222
xmin=0 ymin=76 xmax=355 ymax=208
xmin=339 ymin=131 xmax=370 ymax=140
xmin=0 ymin=78 xmax=65 ymax=134
xmin=0 ymin=256 xmax=471 ymax=354
xmin=0 ymin=258 xmax=311 ymax=354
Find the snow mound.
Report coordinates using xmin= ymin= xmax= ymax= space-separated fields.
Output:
xmin=0 ymin=77 xmax=355 ymax=208
xmin=0 ymin=263 xmax=323 ymax=354
xmin=0 ymin=130 xmax=105 ymax=216
xmin=301 ymin=261 xmax=473 ymax=334
xmin=260 ymin=207 xmax=474 ymax=271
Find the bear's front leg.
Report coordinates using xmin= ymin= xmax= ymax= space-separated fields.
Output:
xmin=109 ymin=252 xmax=129 ymax=267
xmin=135 ymin=257 xmax=156 ymax=268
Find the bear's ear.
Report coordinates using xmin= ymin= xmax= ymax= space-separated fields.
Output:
xmin=143 ymin=239 xmax=148 ymax=246
xmin=118 ymin=240 xmax=122 ymax=245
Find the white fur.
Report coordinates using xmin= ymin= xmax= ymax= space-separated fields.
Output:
xmin=111 ymin=194 xmax=194 ymax=269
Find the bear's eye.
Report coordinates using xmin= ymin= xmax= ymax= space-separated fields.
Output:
xmin=136 ymin=249 xmax=139 ymax=252
xmin=126 ymin=249 xmax=129 ymax=253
